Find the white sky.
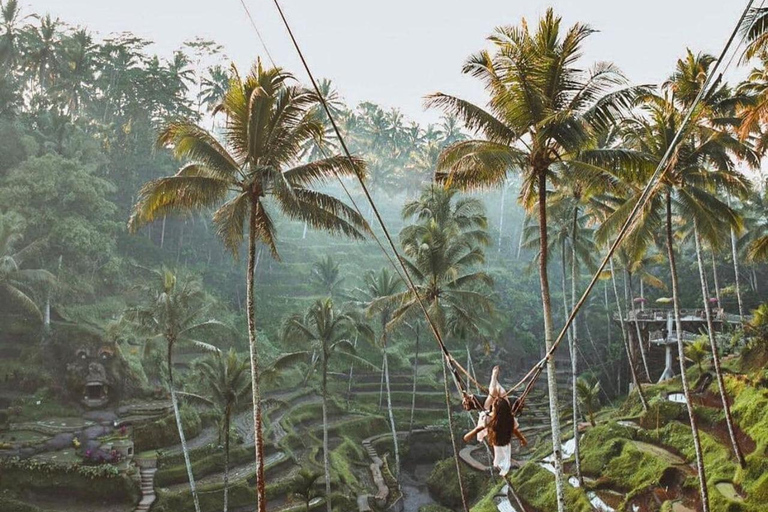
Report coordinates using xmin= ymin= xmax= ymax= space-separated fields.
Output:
xmin=25 ymin=0 xmax=751 ymax=124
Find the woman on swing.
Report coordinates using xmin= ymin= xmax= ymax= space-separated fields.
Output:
xmin=462 ymin=366 xmax=527 ymax=476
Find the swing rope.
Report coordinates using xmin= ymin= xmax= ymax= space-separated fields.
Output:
xmin=234 ymin=3 xmax=755 ymax=509
xmin=499 ymin=0 xmax=756 ymax=410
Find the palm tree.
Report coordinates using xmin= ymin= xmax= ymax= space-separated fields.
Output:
xmin=129 ymin=60 xmax=369 ymax=511
xmin=406 ymin=321 xmax=421 ymax=434
xmin=0 ymin=0 xmax=24 ymax=70
xmin=195 ymin=350 xmax=251 ymax=512
xmin=600 ymin=51 xmax=757 ymax=509
xmin=575 ymin=377 xmax=601 ymax=427
xmin=739 ymin=188 xmax=768 ymax=263
xmin=0 ymin=215 xmax=53 ymax=322
xmin=23 ymin=14 xmax=61 ymax=93
xmin=199 ymin=65 xmax=229 ymax=112
xmin=666 ymin=50 xmax=751 ymax=470
xmin=379 ymin=187 xmax=493 ymax=337
xmin=310 ymin=256 xmax=344 ymax=298
xmin=127 ymin=268 xmax=224 ymax=512
xmin=684 ymin=338 xmax=710 ymax=373
xmin=358 ymin=268 xmax=403 ymax=479
xmin=426 ymin=12 xmax=642 ymax=507
xmin=283 ymin=298 xmax=374 ymax=512
xmin=290 ymin=468 xmax=324 ymax=512
xmin=59 ymin=29 xmax=96 ymax=118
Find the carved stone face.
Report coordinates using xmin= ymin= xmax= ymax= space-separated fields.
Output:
xmin=50 ymin=323 xmax=141 ymax=409
xmin=69 ymin=344 xmax=117 ymax=408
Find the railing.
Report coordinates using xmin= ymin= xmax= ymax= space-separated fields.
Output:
xmin=614 ymin=308 xmax=727 ymax=322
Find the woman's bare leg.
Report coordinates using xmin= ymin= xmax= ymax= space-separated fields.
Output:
xmin=485 ymin=366 xmax=506 ymax=409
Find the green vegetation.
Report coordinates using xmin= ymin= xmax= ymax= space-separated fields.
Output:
xmin=0 ymin=2 xmax=767 ymax=512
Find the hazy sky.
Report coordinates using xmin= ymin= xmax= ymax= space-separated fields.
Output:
xmin=25 ymin=0 xmax=750 ymax=124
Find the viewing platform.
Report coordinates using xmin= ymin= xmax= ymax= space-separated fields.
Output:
xmin=613 ymin=308 xmax=742 ymax=383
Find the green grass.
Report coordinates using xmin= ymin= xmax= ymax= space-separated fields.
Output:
xmin=509 ymin=463 xmax=593 ymax=512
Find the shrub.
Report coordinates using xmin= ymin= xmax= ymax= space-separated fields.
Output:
xmin=426 ymin=457 xmax=486 ymax=508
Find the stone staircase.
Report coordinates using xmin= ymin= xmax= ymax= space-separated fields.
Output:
xmin=134 ymin=459 xmax=157 ymax=512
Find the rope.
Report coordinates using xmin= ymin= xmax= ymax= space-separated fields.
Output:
xmin=503 ymin=0 xmax=756 ymax=404
xmin=268 ymin=0 xmax=482 ymax=404
xmin=441 ymin=352 xmax=471 ymax=512
xmin=237 ymin=0 xmax=276 ymax=66
xmin=265 ymin=2 xmax=475 ymax=509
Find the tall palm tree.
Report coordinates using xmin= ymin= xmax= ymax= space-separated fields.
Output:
xmin=283 ymin=298 xmax=374 ymax=512
xmin=739 ymin=187 xmax=768 ymax=262
xmin=600 ymin=52 xmax=757 ymax=509
xmin=379 ymin=187 xmax=493 ymax=337
xmin=0 ymin=215 xmax=53 ymax=322
xmin=575 ymin=377 xmax=601 ymax=427
xmin=426 ymin=13 xmax=642 ymax=506
xmin=59 ymin=28 xmax=96 ymax=118
xmin=129 ymin=60 xmax=369 ymax=511
xmin=23 ymin=14 xmax=61 ymax=93
xmin=665 ymin=50 xmax=751 ymax=470
xmin=195 ymin=350 xmax=251 ymax=512
xmin=198 ymin=64 xmax=230 ymax=114
xmin=310 ymin=255 xmax=344 ymax=298
xmin=0 ymin=0 xmax=24 ymax=70
xmin=127 ymin=268 xmax=223 ymax=512
xmin=358 ymin=268 xmax=403 ymax=479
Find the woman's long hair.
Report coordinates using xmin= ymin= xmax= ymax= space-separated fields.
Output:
xmin=487 ymin=396 xmax=514 ymax=446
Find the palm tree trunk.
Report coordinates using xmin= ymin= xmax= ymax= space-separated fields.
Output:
xmin=498 ymin=185 xmax=506 ymax=251
xmin=378 ymin=363 xmax=385 ymax=410
xmin=536 ymin=171 xmax=565 ymax=512
xmin=710 ymin=252 xmax=721 ymax=309
xmin=666 ymin=192 xmax=709 ymax=512
xmin=409 ymin=324 xmax=420 ymax=434
xmin=627 ymin=273 xmax=651 ymax=381
xmin=224 ymin=407 xmax=231 ymax=512
xmin=160 ymin=215 xmax=167 ymax=249
xmin=167 ymin=352 xmax=201 ymax=512
xmin=246 ymin=209 xmax=267 ymax=512
xmin=570 ymin=206 xmax=583 ymax=486
xmin=610 ymin=258 xmax=648 ymax=412
xmin=383 ymin=348 xmax=400 ymax=479
xmin=730 ymin=226 xmax=744 ymax=323
xmin=322 ymin=357 xmax=332 ymax=512
xmin=752 ymin=267 xmax=758 ymax=292
xmin=694 ymin=223 xmax=745 ymax=468
xmin=516 ymin=213 xmax=527 ymax=259
xmin=347 ymin=335 xmax=357 ymax=409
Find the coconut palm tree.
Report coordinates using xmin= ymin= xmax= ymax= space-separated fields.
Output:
xmin=128 ymin=60 xmax=368 ymax=511
xmin=666 ymin=50 xmax=752 ymax=470
xmin=310 ymin=255 xmax=344 ymax=298
xmin=426 ymin=11 xmax=643 ymax=507
xmin=0 ymin=215 xmax=53 ymax=322
xmin=22 ymin=14 xmax=61 ymax=93
xmin=684 ymin=338 xmax=710 ymax=373
xmin=126 ymin=268 xmax=224 ymax=512
xmin=379 ymin=187 xmax=493 ymax=337
xmin=575 ymin=377 xmax=601 ymax=427
xmin=290 ymin=468 xmax=324 ymax=512
xmin=599 ymin=51 xmax=757 ymax=509
xmin=0 ymin=0 xmax=24 ymax=69
xmin=358 ymin=268 xmax=403 ymax=478
xmin=282 ymin=298 xmax=374 ymax=512
xmin=198 ymin=64 xmax=230 ymax=114
xmin=195 ymin=350 xmax=251 ymax=512
xmin=739 ymin=188 xmax=768 ymax=263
